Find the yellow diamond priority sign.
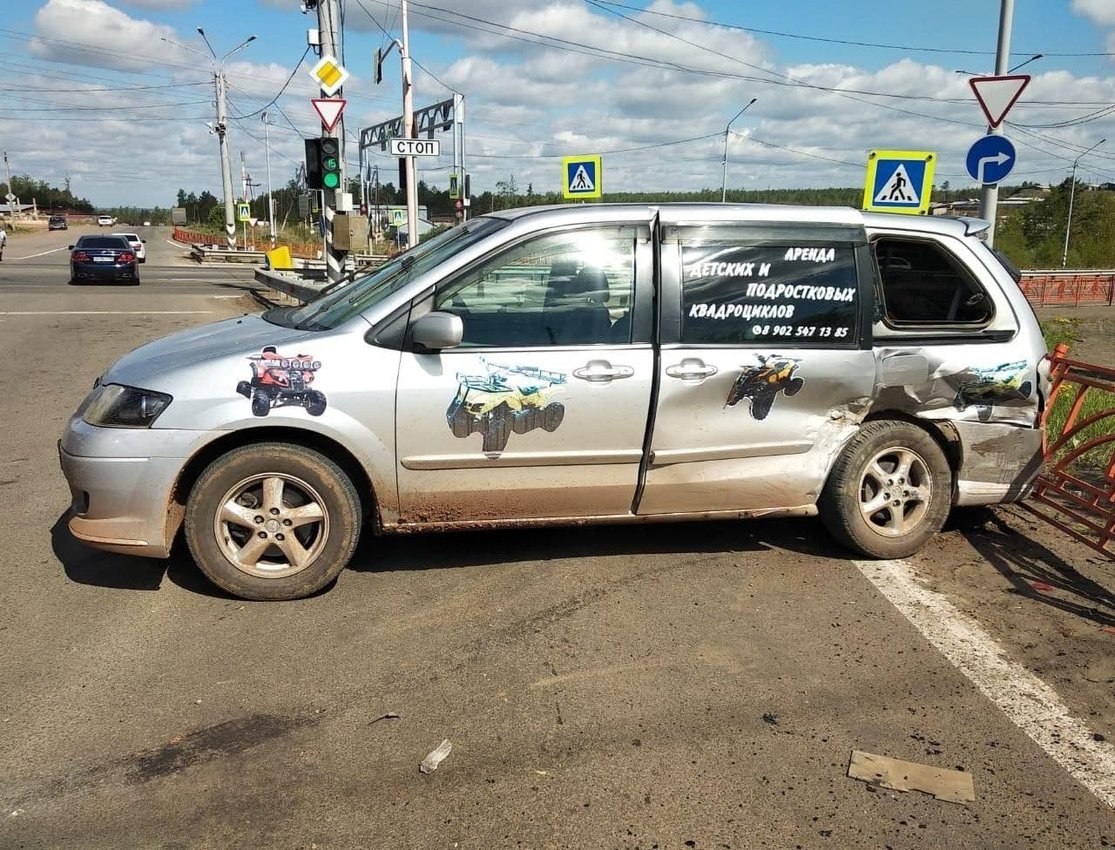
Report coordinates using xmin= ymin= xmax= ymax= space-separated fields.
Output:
xmin=310 ymin=55 xmax=349 ymax=97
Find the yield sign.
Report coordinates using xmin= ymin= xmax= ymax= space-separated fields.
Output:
xmin=969 ymin=74 xmax=1030 ymax=128
xmin=311 ymin=98 xmax=346 ymax=133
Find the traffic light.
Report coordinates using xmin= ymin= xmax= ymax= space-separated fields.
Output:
xmin=304 ymin=137 xmax=341 ymax=191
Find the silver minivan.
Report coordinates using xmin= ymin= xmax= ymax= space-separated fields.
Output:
xmin=60 ymin=204 xmax=1048 ymax=600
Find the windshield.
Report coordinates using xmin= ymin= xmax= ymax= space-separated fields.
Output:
xmin=270 ymin=217 xmax=509 ymax=331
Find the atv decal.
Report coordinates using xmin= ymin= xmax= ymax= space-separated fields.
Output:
xmin=237 ymin=346 xmax=327 ymax=417
xmin=953 ymin=360 xmax=1032 ymax=423
xmin=447 ymin=359 xmax=567 ymax=455
xmin=725 ymin=354 xmax=804 ymax=421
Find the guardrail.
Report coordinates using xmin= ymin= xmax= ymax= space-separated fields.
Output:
xmin=1021 ymin=342 xmax=1115 ymax=557
xmin=1019 ymin=271 xmax=1115 ymax=307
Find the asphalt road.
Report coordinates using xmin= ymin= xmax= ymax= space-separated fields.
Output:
xmin=0 ymin=230 xmax=1112 ymax=849
xmin=0 ymin=223 xmax=260 ymax=295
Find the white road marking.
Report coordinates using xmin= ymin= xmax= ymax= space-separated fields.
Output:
xmin=8 ymin=247 xmax=70 ymax=260
xmin=0 ymin=310 xmax=214 ymax=316
xmin=855 ymin=558 xmax=1115 ymax=808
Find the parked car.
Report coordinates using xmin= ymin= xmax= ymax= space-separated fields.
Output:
xmin=113 ymin=231 xmax=146 ymax=262
xmin=68 ymin=234 xmax=138 ymax=284
xmin=59 ymin=204 xmax=1049 ymax=600
xmin=96 ymin=215 xmax=116 ymax=227
xmin=48 ymin=215 xmax=68 ymax=230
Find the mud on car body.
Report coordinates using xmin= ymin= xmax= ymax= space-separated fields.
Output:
xmin=59 ymin=203 xmax=1048 ymax=600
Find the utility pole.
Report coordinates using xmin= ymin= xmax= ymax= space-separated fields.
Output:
xmin=262 ymin=111 xmax=276 ymax=245
xmin=978 ymin=0 xmax=1014 ymax=247
xmin=161 ymin=30 xmax=254 ymax=251
xmin=2 ymin=150 xmax=16 ymax=221
xmin=315 ymin=0 xmax=348 ymax=284
xmin=401 ymin=0 xmax=418 ymax=248
xmin=215 ymin=70 xmax=237 ymax=249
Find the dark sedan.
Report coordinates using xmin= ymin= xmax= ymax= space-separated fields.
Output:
xmin=69 ymin=235 xmax=139 ymax=284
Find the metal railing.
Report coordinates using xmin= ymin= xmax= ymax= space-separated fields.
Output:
xmin=1019 ymin=271 xmax=1115 ymax=307
xmin=1022 ymin=343 xmax=1115 ymax=557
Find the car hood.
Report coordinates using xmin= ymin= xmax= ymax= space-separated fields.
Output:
xmin=102 ymin=313 xmax=323 ymax=388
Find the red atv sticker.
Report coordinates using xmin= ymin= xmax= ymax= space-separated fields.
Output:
xmin=237 ymin=346 xmax=327 ymax=417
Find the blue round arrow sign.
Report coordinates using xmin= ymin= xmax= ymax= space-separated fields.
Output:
xmin=966 ymin=135 xmax=1016 ymax=185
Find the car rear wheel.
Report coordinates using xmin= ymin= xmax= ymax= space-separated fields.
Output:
xmin=819 ymin=420 xmax=951 ymax=559
xmin=184 ymin=443 xmax=362 ymax=600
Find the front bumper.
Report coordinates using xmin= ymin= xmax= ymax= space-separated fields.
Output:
xmin=58 ymin=417 xmax=213 ymax=559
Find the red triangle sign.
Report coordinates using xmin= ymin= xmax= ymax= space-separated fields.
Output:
xmin=312 ymin=97 xmax=346 ymax=132
xmin=969 ymin=75 xmax=1030 ymax=128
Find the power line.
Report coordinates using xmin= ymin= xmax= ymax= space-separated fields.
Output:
xmin=231 ymin=46 xmax=312 ymax=120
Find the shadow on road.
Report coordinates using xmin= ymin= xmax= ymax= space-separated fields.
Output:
xmin=954 ymin=507 xmax=1115 ymax=628
xmin=348 ymin=514 xmax=849 ymax=574
xmin=52 ymin=509 xmax=855 ymax=598
xmin=51 ymin=514 xmax=236 ymax=599
xmin=50 ymin=513 xmax=166 ymax=592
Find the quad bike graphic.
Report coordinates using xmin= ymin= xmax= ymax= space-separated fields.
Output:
xmin=447 ymin=360 xmax=567 ymax=454
xmin=237 ymin=346 xmax=327 ymax=417
xmin=953 ymin=360 xmax=1032 ymax=423
xmin=725 ymin=354 xmax=804 ymax=421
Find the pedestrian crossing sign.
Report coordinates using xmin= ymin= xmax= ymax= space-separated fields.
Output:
xmin=562 ymin=155 xmax=602 ymax=200
xmin=862 ymin=150 xmax=935 ymax=215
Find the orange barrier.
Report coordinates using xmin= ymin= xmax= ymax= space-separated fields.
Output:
xmin=1021 ymin=342 xmax=1115 ymax=557
xmin=1019 ymin=271 xmax=1115 ymax=307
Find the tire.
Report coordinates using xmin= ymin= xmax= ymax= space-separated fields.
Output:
xmin=785 ymin=376 xmax=804 ymax=397
xmin=750 ymin=393 xmax=774 ymax=420
xmin=184 ymin=442 xmax=362 ymax=600
xmin=236 ymin=380 xmax=252 ymax=398
xmin=305 ymin=391 xmax=327 ymax=417
xmin=819 ymin=420 xmax=951 ymax=560
xmin=251 ymin=392 xmax=271 ymax=417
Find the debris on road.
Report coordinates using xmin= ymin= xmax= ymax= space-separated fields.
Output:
xmin=847 ymin=750 xmax=975 ymax=804
xmin=369 ymin=712 xmax=400 ymax=726
xmin=420 ymin=739 xmax=453 ymax=774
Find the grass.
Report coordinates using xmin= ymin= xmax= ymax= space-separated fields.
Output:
xmin=1040 ymin=317 xmax=1115 ymax=469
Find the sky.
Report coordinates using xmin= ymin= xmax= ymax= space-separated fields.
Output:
xmin=3 ymin=0 xmax=1115 ymax=209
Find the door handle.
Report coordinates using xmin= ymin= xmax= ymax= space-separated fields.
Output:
xmin=666 ymin=359 xmax=718 ymax=381
xmin=573 ymin=359 xmax=634 ymax=383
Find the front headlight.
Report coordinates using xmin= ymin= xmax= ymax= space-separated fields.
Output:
xmin=80 ymin=383 xmax=172 ymax=428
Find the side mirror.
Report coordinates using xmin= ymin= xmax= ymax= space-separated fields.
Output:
xmin=67 ymin=245 xmax=74 ymax=250
xmin=412 ymin=311 xmax=463 ymax=352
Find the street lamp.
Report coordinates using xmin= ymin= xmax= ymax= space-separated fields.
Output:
xmin=1061 ymin=137 xmax=1105 ymax=268
xmin=160 ymin=30 xmax=257 ymax=250
xmin=721 ymin=98 xmax=757 ymax=203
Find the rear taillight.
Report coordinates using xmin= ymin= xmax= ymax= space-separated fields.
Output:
xmin=72 ymin=251 xmax=90 ymax=262
xmin=119 ymin=252 xmax=135 ymax=263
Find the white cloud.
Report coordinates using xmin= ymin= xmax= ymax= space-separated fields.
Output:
xmin=29 ymin=0 xmax=188 ymax=71
xmin=1073 ymin=0 xmax=1115 ymax=28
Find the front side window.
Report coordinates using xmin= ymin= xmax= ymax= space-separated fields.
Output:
xmin=874 ymin=238 xmax=993 ymax=326
xmin=680 ymin=237 xmax=860 ymax=346
xmin=433 ymin=227 xmax=637 ymax=348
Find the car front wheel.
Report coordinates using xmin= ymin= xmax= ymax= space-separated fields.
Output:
xmin=819 ymin=420 xmax=951 ymax=559
xmin=184 ymin=443 xmax=362 ymax=600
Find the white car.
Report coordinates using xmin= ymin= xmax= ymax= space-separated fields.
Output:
xmin=97 ymin=215 xmax=116 ymax=227
xmin=113 ymin=232 xmax=145 ymax=263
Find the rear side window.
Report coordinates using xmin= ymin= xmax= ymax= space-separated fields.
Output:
xmin=874 ymin=238 xmax=992 ymax=325
xmin=679 ymin=235 xmax=861 ymax=347
xmin=76 ymin=237 xmax=129 ymax=249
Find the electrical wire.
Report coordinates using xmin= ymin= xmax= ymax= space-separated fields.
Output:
xmin=231 ymin=46 xmax=312 ymax=119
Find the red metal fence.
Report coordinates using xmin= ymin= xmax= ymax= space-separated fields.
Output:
xmin=172 ymin=228 xmax=322 ymax=259
xmin=1022 ymin=343 xmax=1115 ymax=557
xmin=1019 ymin=271 xmax=1115 ymax=307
